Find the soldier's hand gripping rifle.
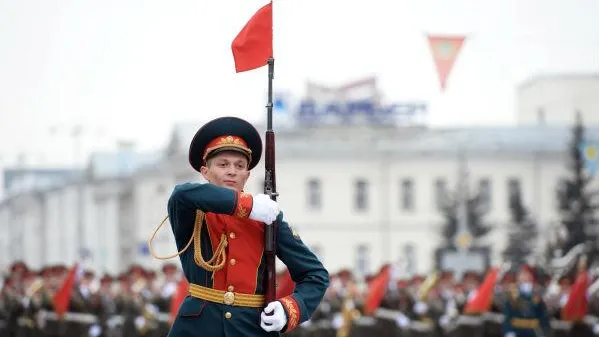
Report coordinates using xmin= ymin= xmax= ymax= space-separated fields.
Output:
xmin=263 ymin=57 xmax=278 ymax=306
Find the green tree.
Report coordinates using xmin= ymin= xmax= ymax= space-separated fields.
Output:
xmin=556 ymin=112 xmax=599 ymax=262
xmin=502 ymin=190 xmax=538 ymax=264
xmin=439 ymin=189 xmax=493 ymax=248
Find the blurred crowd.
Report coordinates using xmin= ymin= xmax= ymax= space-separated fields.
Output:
xmin=1 ymin=261 xmax=179 ymax=337
xmin=2 ymin=260 xmax=599 ymax=337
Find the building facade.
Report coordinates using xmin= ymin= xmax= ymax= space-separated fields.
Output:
xmin=2 ymin=122 xmax=599 ymax=277
xmin=517 ymin=73 xmax=599 ymax=126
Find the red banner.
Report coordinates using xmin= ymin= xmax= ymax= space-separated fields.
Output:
xmin=427 ymin=35 xmax=466 ymax=91
xmin=464 ymin=267 xmax=498 ymax=314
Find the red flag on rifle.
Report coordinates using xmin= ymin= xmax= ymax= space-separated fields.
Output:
xmin=231 ymin=2 xmax=273 ymax=73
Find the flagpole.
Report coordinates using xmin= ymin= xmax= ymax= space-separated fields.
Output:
xmin=267 ymin=57 xmax=275 ymax=130
xmin=264 ymin=57 xmax=278 ymax=306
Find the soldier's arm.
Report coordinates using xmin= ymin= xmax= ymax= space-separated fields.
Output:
xmin=274 ymin=212 xmax=330 ymax=333
xmin=536 ymin=299 xmax=551 ymax=336
xmin=502 ymin=300 xmax=515 ymax=335
xmin=167 ymin=182 xmax=252 ymax=248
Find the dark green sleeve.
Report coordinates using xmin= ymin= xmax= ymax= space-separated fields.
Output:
xmin=502 ymin=300 xmax=515 ymax=334
xmin=167 ymin=182 xmax=249 ymax=249
xmin=536 ymin=300 xmax=550 ymax=335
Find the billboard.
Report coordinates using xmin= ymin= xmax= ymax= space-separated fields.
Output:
xmin=274 ymin=77 xmax=427 ymax=126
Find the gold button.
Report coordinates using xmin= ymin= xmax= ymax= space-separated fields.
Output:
xmin=230 ymin=259 xmax=236 ymax=266
xmin=225 ymin=312 xmax=232 ymax=319
xmin=223 ymin=292 xmax=235 ymax=305
xmin=229 ymin=232 xmax=236 ymax=239
xmin=228 ymin=285 xmax=235 ymax=292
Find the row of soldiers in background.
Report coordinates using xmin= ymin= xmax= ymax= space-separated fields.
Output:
xmin=286 ymin=262 xmax=599 ymax=337
xmin=0 ymin=261 xmax=181 ymax=337
xmin=1 ymin=259 xmax=597 ymax=337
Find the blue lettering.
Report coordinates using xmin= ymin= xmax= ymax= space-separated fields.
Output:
xmin=347 ymin=100 xmax=375 ymax=117
xmin=298 ymin=101 xmax=317 ymax=116
xmin=295 ymin=99 xmax=427 ymax=125
xmin=324 ymin=102 xmax=344 ymax=117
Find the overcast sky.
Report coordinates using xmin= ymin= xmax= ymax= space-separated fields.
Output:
xmin=1 ymin=0 xmax=598 ymax=169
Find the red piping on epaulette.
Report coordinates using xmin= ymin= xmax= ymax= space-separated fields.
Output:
xmin=279 ymin=296 xmax=300 ymax=332
xmin=233 ymin=192 xmax=252 ymax=218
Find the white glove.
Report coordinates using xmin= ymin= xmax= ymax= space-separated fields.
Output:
xmin=88 ymin=324 xmax=102 ymax=337
xmin=439 ymin=315 xmax=450 ymax=327
xmin=249 ymin=194 xmax=279 ymax=225
xmin=504 ymin=332 xmax=516 ymax=337
xmin=414 ymin=301 xmax=428 ymax=314
xmin=396 ymin=313 xmax=411 ymax=328
xmin=332 ymin=313 xmax=343 ymax=329
xmin=260 ymin=301 xmax=287 ymax=332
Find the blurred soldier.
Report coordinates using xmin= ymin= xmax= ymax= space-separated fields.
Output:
xmin=38 ymin=267 xmax=60 ymax=337
xmin=1 ymin=276 xmax=21 ymax=337
xmin=502 ymin=265 xmax=550 ymax=337
xmin=115 ymin=273 xmax=141 ymax=337
xmin=65 ymin=270 xmax=99 ymax=337
xmin=163 ymin=117 xmax=329 ymax=336
xmin=87 ymin=274 xmax=116 ymax=337
xmin=152 ymin=264 xmax=179 ymax=337
xmin=16 ymin=270 xmax=43 ymax=337
xmin=9 ymin=262 xmax=28 ymax=291
xmin=463 ymin=271 xmax=482 ymax=303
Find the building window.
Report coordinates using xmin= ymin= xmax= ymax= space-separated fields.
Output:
xmin=403 ymin=243 xmax=417 ymax=275
xmin=507 ymin=178 xmax=521 ymax=196
xmin=434 ymin=178 xmax=448 ymax=209
xmin=537 ymin=107 xmax=545 ymax=125
xmin=400 ymin=178 xmax=415 ymax=211
xmin=306 ymin=178 xmax=322 ymax=210
xmin=478 ymin=178 xmax=492 ymax=205
xmin=354 ymin=179 xmax=369 ymax=211
xmin=355 ymin=244 xmax=370 ymax=277
xmin=507 ymin=178 xmax=521 ymax=206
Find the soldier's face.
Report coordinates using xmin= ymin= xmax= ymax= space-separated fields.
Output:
xmin=201 ymin=151 xmax=250 ymax=192
xmin=518 ymin=271 xmax=533 ymax=284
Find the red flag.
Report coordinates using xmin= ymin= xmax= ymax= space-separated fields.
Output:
xmin=53 ymin=263 xmax=79 ymax=317
xmin=562 ymin=270 xmax=589 ymax=321
xmin=464 ymin=267 xmax=498 ymax=314
xmin=170 ymin=277 xmax=189 ymax=323
xmin=276 ymin=269 xmax=295 ymax=298
xmin=427 ymin=34 xmax=466 ymax=91
xmin=231 ymin=2 xmax=273 ymax=73
xmin=363 ymin=265 xmax=391 ymax=315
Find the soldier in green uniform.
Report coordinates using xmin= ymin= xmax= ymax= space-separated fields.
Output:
xmin=38 ymin=267 xmax=61 ymax=337
xmin=152 ymin=264 xmax=179 ymax=337
xmin=164 ymin=116 xmax=329 ymax=337
xmin=502 ymin=265 xmax=550 ymax=337
xmin=1 ymin=276 xmax=21 ymax=337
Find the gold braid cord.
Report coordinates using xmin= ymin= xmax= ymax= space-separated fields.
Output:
xmin=147 ymin=210 xmax=228 ymax=272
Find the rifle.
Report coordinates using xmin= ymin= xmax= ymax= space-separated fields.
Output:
xmin=263 ymin=57 xmax=278 ymax=305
